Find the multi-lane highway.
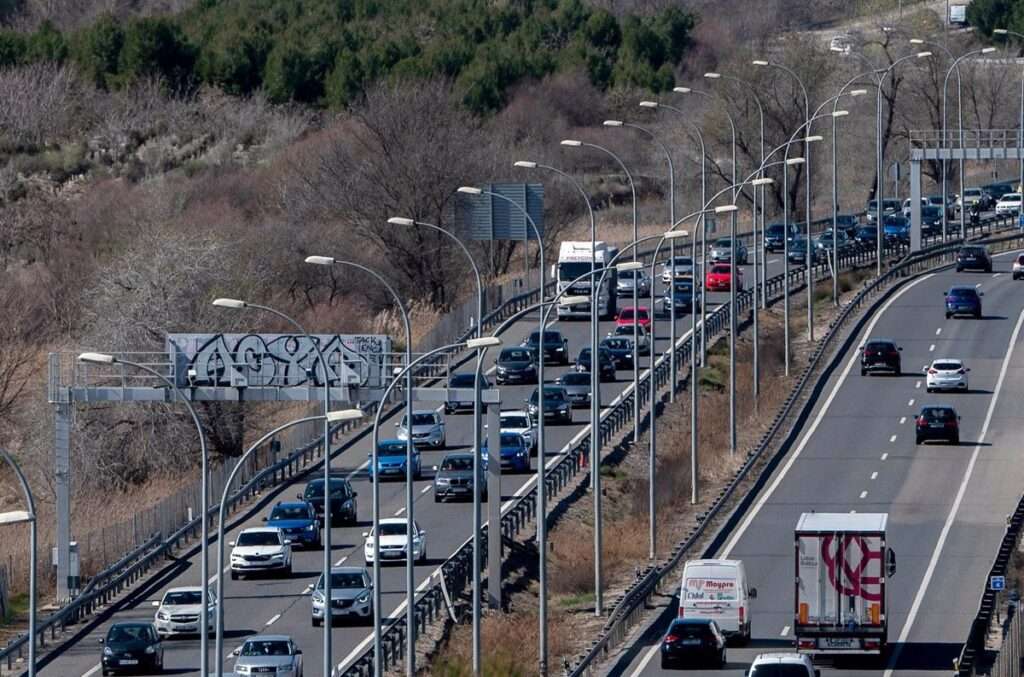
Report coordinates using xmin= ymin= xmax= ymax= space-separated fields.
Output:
xmin=37 ymin=244 xmax=808 ymax=676
xmin=608 ymin=247 xmax=1024 ymax=676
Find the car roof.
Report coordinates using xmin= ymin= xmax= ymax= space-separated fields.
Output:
xmin=272 ymin=501 xmax=310 ymax=510
xmin=441 ymin=452 xmax=474 ymax=461
xmin=751 ymin=652 xmax=811 ymax=665
xmin=500 ymin=409 xmax=530 ymax=417
xmin=243 ymin=634 xmax=292 ymax=643
xmin=379 ymin=517 xmax=409 ymax=525
xmin=239 ymin=527 xmax=282 ymax=535
xmin=921 ymin=404 xmax=956 ymax=411
xmin=931 ymin=358 xmax=962 ymax=364
xmin=408 ymin=409 xmax=438 ymax=416
xmin=865 ymin=338 xmax=895 ymax=344
xmin=948 ymin=285 xmax=978 ymax=291
xmin=166 ymin=586 xmax=203 ymax=593
xmin=328 ymin=566 xmax=368 ymax=575
xmin=671 ymin=617 xmax=717 ymax=625
xmin=110 ymin=621 xmax=154 ymax=628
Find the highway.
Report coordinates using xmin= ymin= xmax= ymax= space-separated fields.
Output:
xmin=607 ymin=248 xmax=1024 ymax=676
xmin=38 ymin=247 xmax=803 ymax=676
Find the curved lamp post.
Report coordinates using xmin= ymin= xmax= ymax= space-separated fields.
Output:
xmin=993 ymin=30 xmax=1024 ymax=202
xmin=78 ymin=351 xmax=210 ymax=677
xmin=0 ymin=448 xmax=36 ymax=677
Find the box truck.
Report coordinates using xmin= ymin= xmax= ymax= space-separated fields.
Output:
xmin=794 ymin=513 xmax=896 ymax=656
xmin=554 ymin=241 xmax=619 ymax=319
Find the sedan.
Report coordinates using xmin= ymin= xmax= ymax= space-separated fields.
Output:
xmin=100 ymin=622 xmax=163 ymax=675
xmin=370 ymin=439 xmax=422 ymax=480
xmin=915 ymin=405 xmax=960 ymax=445
xmin=616 ymin=306 xmax=652 ymax=330
xmin=499 ymin=410 xmax=535 ymax=455
xmin=526 ymin=386 xmax=573 ymax=424
xmin=956 ymin=245 xmax=993 ymax=272
xmin=264 ymin=501 xmax=321 ymax=549
xmin=854 ymin=226 xmax=878 ymax=247
xmin=709 ymin=237 xmax=748 ymax=264
xmin=920 ymin=205 xmax=944 ymax=236
xmin=661 ymin=280 xmax=700 ymax=317
xmin=555 ymin=371 xmax=591 ymax=408
xmin=788 ymin=236 xmax=821 ymax=265
xmin=481 ymin=431 xmax=531 ymax=473
xmin=311 ymin=567 xmax=373 ymax=627
xmin=924 ymin=359 xmax=969 ymax=392
xmin=835 ymin=213 xmax=859 ymax=237
xmin=608 ymin=323 xmax=651 ymax=355
xmin=229 ymin=527 xmax=292 ymax=579
xmin=661 ymin=255 xmax=694 ymax=283
xmin=300 ymin=477 xmax=357 ymax=526
xmin=444 ymin=372 xmax=492 ymax=414
xmin=494 ymin=346 xmax=538 ymax=385
xmin=231 ymin=635 xmax=303 ymax=677
xmin=600 ymin=336 xmax=636 ymax=369
xmin=866 ymin=198 xmax=901 ymax=223
xmin=705 ymin=263 xmax=743 ymax=292
xmin=883 ymin=217 xmax=910 ymax=245
xmin=860 ymin=339 xmax=901 ymax=376
xmin=996 ymin=192 xmax=1023 ymax=215
xmin=395 ymin=409 xmax=446 ymax=448
xmin=945 ymin=286 xmax=983 ymax=319
xmin=617 ymin=268 xmax=652 ymax=297
xmin=660 ymin=618 xmax=727 ymax=670
xmin=363 ymin=518 xmax=426 ymax=563
xmin=575 ymin=347 xmax=616 ymax=382
xmin=765 ymin=223 xmax=798 ymax=252
xmin=815 ymin=229 xmax=850 ymax=254
xmin=432 ymin=453 xmax=483 ymax=502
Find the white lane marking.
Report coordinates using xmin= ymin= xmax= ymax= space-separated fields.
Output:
xmin=850 ymin=509 xmax=857 ymax=514
xmin=420 ymin=485 xmax=432 ymax=494
xmin=768 ymin=258 xmax=780 ymax=264
xmin=859 ymin=490 xmax=868 ymax=499
xmin=936 ymin=327 xmax=942 ymax=336
xmin=265 ymin=613 xmax=281 ymax=626
xmin=303 ymin=584 xmax=313 ymax=593
xmin=883 ymin=308 xmax=1024 ymax=677
xmin=394 ymin=507 xmax=406 ymax=516
xmin=881 ymin=452 xmax=889 ymax=461
xmin=929 ymin=344 xmax=936 ymax=352
xmin=993 ymin=272 xmax=1002 ymax=278
xmin=780 ymin=625 xmax=790 ymax=636
xmin=889 ymin=434 xmax=897 ymax=443
xmin=908 ymin=398 xmax=915 ymax=406
xmin=82 ymin=665 xmax=101 ymax=677
xmin=915 ymin=381 xmax=921 ymax=389
xmin=899 ymin=416 xmax=907 ymax=425
xmin=871 ymin=471 xmax=878 ymax=480
xmin=335 ymin=556 xmax=348 ymax=566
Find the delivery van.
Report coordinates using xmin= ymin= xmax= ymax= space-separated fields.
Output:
xmin=678 ymin=559 xmax=757 ymax=642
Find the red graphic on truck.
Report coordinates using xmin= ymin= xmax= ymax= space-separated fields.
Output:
xmin=821 ymin=535 xmax=883 ymax=602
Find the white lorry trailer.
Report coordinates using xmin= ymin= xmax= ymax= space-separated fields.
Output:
xmin=794 ymin=512 xmax=895 ymax=656
xmin=555 ymin=241 xmax=620 ymax=319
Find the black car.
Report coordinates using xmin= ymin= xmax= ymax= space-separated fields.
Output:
xmin=859 ymin=338 xmax=902 ymax=376
xmin=522 ymin=329 xmax=570 ymax=365
xmin=956 ymin=245 xmax=992 ymax=272
xmin=854 ymin=226 xmax=878 ymax=247
xmin=526 ymin=386 xmax=573 ymax=424
xmin=100 ymin=621 xmax=163 ymax=675
xmin=915 ymin=405 xmax=960 ymax=445
xmin=661 ymin=280 xmax=700 ymax=316
xmin=787 ymin=236 xmax=820 ymax=265
xmin=495 ymin=347 xmax=537 ymax=385
xmin=599 ymin=337 xmax=637 ymax=369
xmin=660 ymin=618 xmax=727 ymax=670
xmin=554 ymin=371 xmax=592 ymax=408
xmin=765 ymin=223 xmax=798 ymax=252
xmin=444 ymin=372 xmax=492 ymax=414
xmin=920 ymin=205 xmax=943 ymax=236
xmin=835 ymin=214 xmax=860 ymax=237
xmin=300 ymin=476 xmax=358 ymax=525
xmin=983 ymin=181 xmax=1015 ymax=201
xmin=575 ymin=347 xmax=617 ymax=382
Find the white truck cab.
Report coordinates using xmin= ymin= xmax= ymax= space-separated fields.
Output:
xmin=678 ymin=559 xmax=756 ymax=641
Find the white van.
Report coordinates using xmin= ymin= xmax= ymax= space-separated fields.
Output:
xmin=678 ymin=559 xmax=756 ymax=642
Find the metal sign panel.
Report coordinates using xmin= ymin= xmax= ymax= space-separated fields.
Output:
xmin=458 ymin=182 xmax=544 ymax=241
xmin=166 ymin=333 xmax=390 ymax=389
xmin=991 ymin=575 xmax=1006 ymax=591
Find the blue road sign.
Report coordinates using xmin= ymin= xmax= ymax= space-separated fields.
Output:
xmin=991 ymin=575 xmax=1006 ymax=591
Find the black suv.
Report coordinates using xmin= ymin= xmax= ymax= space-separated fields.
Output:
xmin=859 ymin=338 xmax=902 ymax=376
xmin=956 ymin=245 xmax=992 ymax=272
xmin=915 ymin=405 xmax=960 ymax=445
xmin=526 ymin=386 xmax=573 ymax=424
xmin=765 ymin=223 xmax=798 ymax=252
xmin=444 ymin=372 xmax=492 ymax=414
xmin=522 ymin=329 xmax=570 ymax=365
xmin=300 ymin=476 xmax=358 ymax=525
xmin=495 ymin=347 xmax=537 ymax=385
xmin=575 ymin=347 xmax=617 ymax=382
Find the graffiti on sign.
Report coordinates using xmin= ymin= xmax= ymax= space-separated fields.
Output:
xmin=167 ymin=333 xmax=389 ymax=389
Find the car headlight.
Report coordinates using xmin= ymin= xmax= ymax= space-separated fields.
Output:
xmin=312 ymin=591 xmax=325 ymax=604
xmin=103 ymin=646 xmax=114 ymax=656
xmin=358 ymin=592 xmax=370 ymax=604
xmin=157 ymin=611 xmax=169 ymax=621
xmin=497 ymin=366 xmax=506 ymax=372
xmin=236 ymin=667 xmax=251 ymax=675
xmin=435 ymin=477 xmax=450 ymax=485
xmin=516 ymin=449 xmax=527 ymax=457
xmin=270 ymin=552 xmax=284 ymax=559
xmin=145 ymin=645 xmax=156 ymax=654
xmin=559 ymin=405 xmax=569 ymax=413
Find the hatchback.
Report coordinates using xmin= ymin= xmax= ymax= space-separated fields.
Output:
xmin=300 ymin=477 xmax=357 ymax=526
xmin=575 ymin=347 xmax=617 ymax=382
xmin=555 ymin=371 xmax=592 ymax=408
xmin=662 ymin=279 xmax=700 ymax=316
xmin=265 ymin=501 xmax=321 ymax=549
xmin=859 ymin=339 xmax=901 ymax=376
xmin=496 ymin=346 xmax=539 ymax=385
xmin=706 ymin=263 xmax=743 ymax=291
xmin=709 ymin=237 xmax=748 ymax=264
xmin=659 ymin=618 xmax=727 ymax=670
xmin=616 ymin=306 xmax=652 ymax=330
xmin=923 ymin=359 xmax=969 ymax=392
xmin=945 ymin=286 xmax=983 ymax=319
xmin=599 ymin=336 xmax=636 ymax=369
xmin=444 ymin=372 xmax=492 ymax=414
xmin=915 ymin=406 xmax=960 ymax=445
xmin=956 ymin=246 xmax=992 ymax=272
xmin=481 ymin=431 xmax=531 ymax=473
xmin=765 ymin=223 xmax=798 ymax=252
xmin=100 ymin=622 xmax=163 ymax=675
xmin=526 ymin=386 xmax=573 ymax=424
xmin=370 ymin=440 xmax=422 ymax=480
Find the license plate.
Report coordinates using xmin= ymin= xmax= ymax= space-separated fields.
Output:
xmin=120 ymin=659 xmax=139 ymax=665
xmin=383 ymin=551 xmax=401 ymax=558
xmin=930 ymin=423 xmax=944 ymax=428
xmin=452 ymin=487 xmax=468 ymax=493
xmin=821 ymin=637 xmax=858 ymax=649
xmin=681 ymin=639 xmax=702 ymax=646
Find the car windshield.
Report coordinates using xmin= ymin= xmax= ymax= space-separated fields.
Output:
xmin=1004 ymin=193 xmax=1022 ymax=201
xmin=378 ymin=443 xmax=407 ymax=457
xmin=376 ymin=523 xmax=408 ymax=537
xmin=961 ymin=247 xmax=985 ymax=256
xmin=578 ymin=348 xmax=592 ymax=360
xmin=711 ymin=265 xmax=731 ymax=274
xmin=922 ymin=207 xmax=941 ymax=217
xmin=948 ymin=288 xmax=976 ymax=298
xmin=965 ymin=189 xmax=982 ymax=196
xmin=865 ymin=342 xmax=895 ymax=352
xmin=403 ymin=413 xmax=436 ymax=427
xmin=269 ymin=505 xmax=309 ymax=521
xmin=237 ymin=531 xmax=281 ymax=547
xmin=857 ymin=227 xmax=876 ymax=235
xmin=500 ymin=414 xmax=530 ymax=428
xmin=449 ymin=374 xmax=476 ymax=387
xmin=928 ymin=196 xmax=945 ymax=205
xmin=527 ymin=331 xmax=562 ymax=344
xmin=240 ymin=640 xmax=291 ymax=657
xmin=668 ymin=622 xmax=711 ymax=640
xmin=932 ymin=362 xmax=962 ymax=371
xmin=767 ymin=224 xmax=788 ymax=235
xmin=498 ymin=433 xmax=523 ymax=447
xmin=603 ymin=338 xmax=630 ymax=350
xmin=619 ymin=309 xmax=636 ymax=320
xmin=319 ymin=572 xmax=366 ymax=589
xmin=837 ymin=215 xmax=856 ymax=225
xmin=714 ymin=239 xmax=733 ymax=247
xmin=163 ymin=591 xmax=202 ymax=606
xmin=922 ymin=407 xmax=955 ymax=421
xmin=500 ymin=349 xmax=532 ymax=362
xmin=620 ymin=270 xmax=644 ymax=279
xmin=107 ymin=625 xmax=154 ymax=643
xmin=304 ymin=479 xmax=349 ymax=499
xmin=531 ymin=387 xmax=565 ymax=402
xmin=749 ymin=666 xmax=812 ymax=677
xmin=666 ymin=257 xmax=692 ymax=267
xmin=441 ymin=456 xmax=473 ymax=471
xmin=673 ymin=282 xmax=693 ymax=294
xmin=559 ymin=372 xmax=590 ymax=386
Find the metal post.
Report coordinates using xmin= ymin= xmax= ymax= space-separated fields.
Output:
xmin=486 ymin=406 xmax=502 ymax=611
xmin=691 ymin=216 xmax=700 ymax=505
xmin=832 ymin=106 xmax=839 ymax=306
xmin=0 ymin=448 xmax=36 ymax=677
xmin=54 ymin=402 xmax=71 ymax=603
xmin=783 ymin=152 xmax=792 ymax=376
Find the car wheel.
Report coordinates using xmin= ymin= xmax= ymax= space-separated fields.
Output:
xmin=419 ymin=547 xmax=427 ymax=563
xmin=975 ymin=311 xmax=982 ymax=319
xmin=926 ymin=387 xmax=933 ymax=393
xmin=916 ymin=436 xmax=923 ymax=445
xmin=956 ymin=266 xmax=963 ymax=272
xmin=894 ymin=366 xmax=901 ymax=376
xmin=720 ymin=649 xmax=727 ymax=667
xmin=860 ymin=367 xmax=867 ymax=376
xmin=103 ymin=671 xmax=110 ymax=677
xmin=312 ymin=617 xmax=322 ymax=627
xmin=230 ymin=571 xmax=238 ymax=580
xmin=660 ymin=657 xmax=671 ymax=670
xmin=953 ymin=434 xmax=960 ymax=445
xmin=945 ymin=312 xmax=952 ymax=319
xmin=434 ymin=494 xmax=442 ymax=503
xmin=285 ymin=562 xmax=293 ymax=576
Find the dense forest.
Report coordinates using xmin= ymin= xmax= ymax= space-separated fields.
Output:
xmin=0 ymin=0 xmax=695 ymax=113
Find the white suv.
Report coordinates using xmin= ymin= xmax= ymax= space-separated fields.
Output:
xmin=229 ymin=527 xmax=293 ymax=579
xmin=748 ymin=653 xmax=819 ymax=677
xmin=363 ymin=518 xmax=426 ymax=564
xmin=152 ymin=586 xmax=216 ymax=637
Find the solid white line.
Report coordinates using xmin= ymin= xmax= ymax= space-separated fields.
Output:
xmin=265 ymin=613 xmax=281 ymax=626
xmin=871 ymin=471 xmax=878 ymax=480
xmin=859 ymin=490 xmax=868 ymax=499
xmin=717 ymin=275 xmax=932 ymax=561
xmin=420 ymin=485 xmax=431 ymax=494
xmin=82 ymin=665 xmax=101 ymax=677
xmin=883 ymin=308 xmax=1024 ymax=677
xmin=881 ymin=452 xmax=889 ymax=461
xmin=908 ymin=398 xmax=915 ymax=406
xmin=780 ymin=625 xmax=790 ymax=636
xmin=889 ymin=434 xmax=897 ymax=443
xmin=899 ymin=416 xmax=907 ymax=425
xmin=394 ymin=507 xmax=406 ymax=516
xmin=929 ymin=344 xmax=936 ymax=352
xmin=935 ymin=327 xmax=942 ymax=336
xmin=335 ymin=556 xmax=347 ymax=566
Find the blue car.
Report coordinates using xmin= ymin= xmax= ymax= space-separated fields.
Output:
xmin=945 ymin=285 xmax=983 ymax=319
xmin=264 ymin=501 xmax=321 ymax=549
xmin=481 ymin=432 xmax=531 ymax=474
xmin=883 ymin=217 xmax=910 ymax=245
xmin=370 ymin=440 xmax=422 ymax=480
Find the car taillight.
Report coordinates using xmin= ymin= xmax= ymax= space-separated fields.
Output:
xmin=664 ymin=634 xmax=680 ymax=644
xmin=798 ymin=639 xmax=816 ymax=650
xmin=739 ymin=607 xmax=745 ymax=624
xmin=889 ymin=351 xmax=899 ymax=357
xmin=863 ymin=639 xmax=881 ymax=650
xmin=678 ymin=607 xmax=685 ymax=618
xmin=928 ymin=368 xmax=937 ymax=374
xmin=946 ymin=420 xmax=957 ymax=429
xmin=917 ymin=418 xmax=926 ymax=427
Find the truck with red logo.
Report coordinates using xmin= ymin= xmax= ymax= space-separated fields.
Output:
xmin=794 ymin=513 xmax=896 ymax=656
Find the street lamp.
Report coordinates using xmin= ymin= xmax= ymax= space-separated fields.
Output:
xmin=302 ymin=256 xmax=415 ymax=677
xmin=214 ymin=409 xmax=362 ymax=670
xmin=0 ymin=448 xmax=36 ymax=677
xmin=78 ymin=351 xmax=211 ymax=677
xmin=830 ymin=85 xmax=868 ymax=305
xmin=993 ymin=30 xmax=1024 ymax=199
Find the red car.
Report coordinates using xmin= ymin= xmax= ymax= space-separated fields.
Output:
xmin=705 ymin=263 xmax=743 ymax=292
xmin=616 ymin=306 xmax=651 ymax=330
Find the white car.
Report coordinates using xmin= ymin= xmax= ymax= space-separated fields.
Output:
xmin=607 ymin=324 xmax=651 ymax=355
xmin=924 ymin=358 xmax=969 ymax=392
xmin=229 ymin=527 xmax=293 ymax=579
xmin=996 ymin=192 xmax=1023 ymax=215
xmin=152 ymin=586 xmax=216 ymax=637
xmin=661 ymin=255 xmax=694 ymax=283
xmin=902 ymin=197 xmax=929 ymax=218
xmin=498 ymin=409 xmax=536 ymax=455
xmin=749 ymin=653 xmax=819 ymax=677
xmin=395 ymin=409 xmax=446 ymax=448
xmin=363 ymin=518 xmax=426 ymax=564
xmin=1013 ymin=253 xmax=1024 ymax=280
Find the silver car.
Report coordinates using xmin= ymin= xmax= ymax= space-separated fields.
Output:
xmin=709 ymin=238 xmax=748 ymax=264
xmin=616 ymin=269 xmax=652 ymax=297
xmin=432 ymin=452 xmax=482 ymax=502
xmin=661 ymin=255 xmax=694 ymax=283
xmin=555 ymin=371 xmax=592 ymax=408
xmin=608 ymin=324 xmax=650 ymax=355
xmin=231 ymin=635 xmax=303 ymax=676
xmin=395 ymin=410 xmax=446 ymax=448
xmin=311 ymin=567 xmax=373 ymax=626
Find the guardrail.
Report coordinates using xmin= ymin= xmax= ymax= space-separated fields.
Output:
xmin=561 ymin=211 xmax=1020 ymax=676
